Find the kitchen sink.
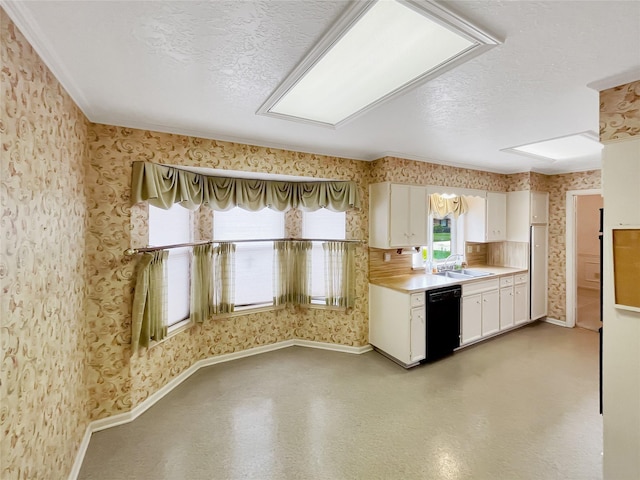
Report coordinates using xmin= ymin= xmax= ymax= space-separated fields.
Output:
xmin=435 ymin=269 xmax=495 ymax=280
xmin=460 ymin=269 xmax=494 ymax=278
xmin=435 ymin=271 xmax=473 ymax=280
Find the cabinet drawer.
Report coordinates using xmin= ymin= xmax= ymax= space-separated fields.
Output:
xmin=499 ymin=275 xmax=514 ymax=287
xmin=515 ymin=273 xmax=528 ymax=285
xmin=462 ymin=278 xmax=500 ymax=295
xmin=410 ymin=292 xmax=425 ymax=308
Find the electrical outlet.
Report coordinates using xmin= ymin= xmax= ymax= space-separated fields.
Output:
xmin=383 ymin=252 xmax=391 ymax=262
xmin=467 ymin=245 xmax=472 ymax=253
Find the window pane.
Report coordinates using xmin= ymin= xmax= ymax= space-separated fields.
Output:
xmin=214 ymin=207 xmax=284 ymax=240
xmin=148 ymin=204 xmax=191 ymax=246
xmin=148 ymin=205 xmax=192 ymax=326
xmin=213 ymin=208 xmax=284 ymax=307
xmin=167 ymin=247 xmax=191 ymax=325
xmin=234 ymin=242 xmax=274 ymax=306
xmin=302 ymin=210 xmax=345 ymax=239
xmin=309 ymin=243 xmax=325 ymax=299
xmin=303 ymin=210 xmax=346 ymax=302
xmin=432 ymin=214 xmax=452 ymax=260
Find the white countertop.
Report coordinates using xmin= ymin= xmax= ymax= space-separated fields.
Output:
xmin=370 ymin=266 xmax=528 ymax=293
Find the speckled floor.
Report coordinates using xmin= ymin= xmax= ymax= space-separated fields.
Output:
xmin=79 ymin=322 xmax=602 ymax=480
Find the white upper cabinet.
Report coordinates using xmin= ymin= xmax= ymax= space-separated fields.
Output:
xmin=530 ymin=191 xmax=549 ymax=224
xmin=369 ymin=183 xmax=427 ymax=249
xmin=486 ymin=192 xmax=507 ymax=241
xmin=465 ymin=192 xmax=507 ymax=242
xmin=507 ymin=190 xmax=549 ymax=241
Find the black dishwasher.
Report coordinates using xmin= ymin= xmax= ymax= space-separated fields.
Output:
xmin=425 ymin=285 xmax=462 ymax=362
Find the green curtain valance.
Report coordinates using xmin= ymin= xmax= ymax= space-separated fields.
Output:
xmin=131 ymin=161 xmax=360 ymax=212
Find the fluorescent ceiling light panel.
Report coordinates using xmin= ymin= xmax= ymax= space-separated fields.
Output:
xmin=258 ymin=0 xmax=500 ymax=127
xmin=504 ymin=132 xmax=603 ymax=161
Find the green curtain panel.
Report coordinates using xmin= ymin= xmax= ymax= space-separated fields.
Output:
xmin=131 ymin=161 xmax=360 ymax=212
xmin=428 ymin=193 xmax=469 ymax=218
xmin=323 ymin=241 xmax=356 ymax=308
xmin=191 ymin=244 xmax=214 ymax=323
xmin=131 ymin=250 xmax=169 ymax=352
xmin=213 ymin=242 xmax=236 ymax=313
xmin=273 ymin=240 xmax=312 ymax=305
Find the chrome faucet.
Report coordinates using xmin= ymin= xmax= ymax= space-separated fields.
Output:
xmin=438 ymin=254 xmax=464 ymax=272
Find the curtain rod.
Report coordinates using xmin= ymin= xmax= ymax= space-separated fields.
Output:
xmin=124 ymin=238 xmax=365 ymax=255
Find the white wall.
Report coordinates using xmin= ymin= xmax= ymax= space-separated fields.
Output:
xmin=602 ymin=138 xmax=640 ymax=480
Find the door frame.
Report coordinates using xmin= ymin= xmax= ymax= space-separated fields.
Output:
xmin=565 ymin=188 xmax=602 ymax=328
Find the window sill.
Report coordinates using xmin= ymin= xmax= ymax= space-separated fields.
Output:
xmin=304 ymin=303 xmax=350 ymax=312
xmin=146 ymin=318 xmax=194 ymax=351
xmin=213 ymin=304 xmax=286 ymax=319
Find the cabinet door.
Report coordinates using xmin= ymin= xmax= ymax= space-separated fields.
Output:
xmin=487 ymin=192 xmax=507 ymax=241
xmin=410 ymin=307 xmax=426 ymax=363
xmin=481 ymin=289 xmax=500 ymax=337
xmin=462 ymin=294 xmax=482 ymax=344
xmin=514 ymin=283 xmax=529 ymax=325
xmin=389 ymin=184 xmax=411 ymax=246
xmin=464 ymin=195 xmax=487 ymax=242
xmin=408 ymin=186 xmax=428 ymax=246
xmin=530 ymin=191 xmax=549 ymax=224
xmin=506 ymin=190 xmax=530 ymax=242
xmin=499 ymin=286 xmax=515 ymax=330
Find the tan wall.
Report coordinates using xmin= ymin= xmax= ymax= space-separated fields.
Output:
xmin=1 ymin=10 xmax=91 ymax=479
xmin=542 ymin=171 xmax=602 ymax=320
xmin=1 ymin=6 xmax=614 ymax=476
xmin=86 ymin=125 xmax=371 ymax=418
xmin=371 ymin=156 xmax=509 ymax=190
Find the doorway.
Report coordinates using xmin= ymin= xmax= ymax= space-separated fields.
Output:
xmin=575 ymin=195 xmax=603 ymax=330
xmin=565 ymin=189 xmax=603 ymax=329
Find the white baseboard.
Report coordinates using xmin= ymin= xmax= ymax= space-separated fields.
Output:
xmin=68 ymin=425 xmax=92 ymax=480
xmin=69 ymin=339 xmax=371 ymax=479
xmin=544 ymin=317 xmax=571 ymax=327
xmin=294 ymin=339 xmax=372 ymax=355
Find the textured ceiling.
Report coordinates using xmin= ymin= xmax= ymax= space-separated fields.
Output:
xmin=4 ymin=0 xmax=640 ymax=174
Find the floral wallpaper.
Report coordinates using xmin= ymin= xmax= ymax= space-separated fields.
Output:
xmin=537 ymin=171 xmax=602 ymax=321
xmin=1 ymin=10 xmax=91 ymax=480
xmin=86 ymin=125 xmax=371 ymax=418
xmin=1 ymin=7 xmax=615 ymax=478
xmin=600 ymin=80 xmax=640 ymax=142
xmin=370 ymin=156 xmax=509 ymax=191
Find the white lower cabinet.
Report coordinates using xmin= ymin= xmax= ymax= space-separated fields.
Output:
xmin=481 ymin=289 xmax=500 ymax=336
xmin=499 ymin=275 xmax=515 ymax=331
xmin=500 ymin=286 xmax=515 ymax=330
xmin=461 ymin=295 xmax=482 ymax=344
xmin=514 ymin=273 xmax=529 ymax=325
xmin=369 ymin=285 xmax=425 ymax=367
xmin=461 ymin=278 xmax=500 ymax=345
xmin=410 ymin=307 xmax=426 ymax=364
